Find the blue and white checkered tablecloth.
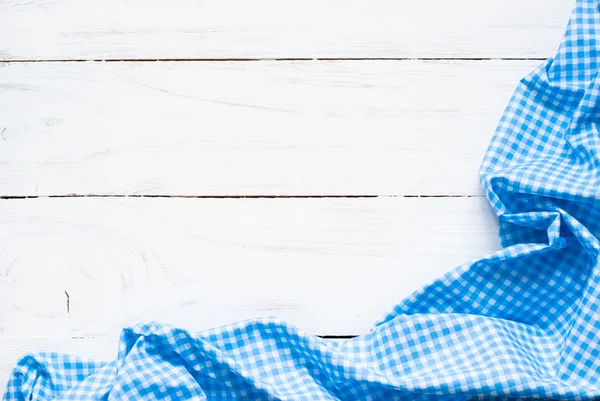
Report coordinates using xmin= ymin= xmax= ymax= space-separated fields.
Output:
xmin=5 ymin=0 xmax=600 ymax=399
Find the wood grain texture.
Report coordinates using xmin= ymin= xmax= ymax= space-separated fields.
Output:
xmin=0 ymin=0 xmax=564 ymax=394
xmin=0 ymin=0 xmax=572 ymax=60
xmin=0 ymin=60 xmax=540 ymax=196
xmin=0 ymin=197 xmax=499 ymax=337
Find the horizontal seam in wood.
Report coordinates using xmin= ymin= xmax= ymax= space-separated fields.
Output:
xmin=0 ymin=194 xmax=483 ymax=199
xmin=0 ymin=57 xmax=547 ymax=63
xmin=0 ymin=335 xmax=357 ymax=340
xmin=317 ymin=335 xmax=357 ymax=339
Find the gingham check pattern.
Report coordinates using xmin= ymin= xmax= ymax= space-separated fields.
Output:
xmin=5 ymin=0 xmax=600 ymax=399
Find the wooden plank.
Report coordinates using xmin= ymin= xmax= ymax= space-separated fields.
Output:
xmin=0 ymin=197 xmax=500 ymax=337
xmin=0 ymin=0 xmax=572 ymax=60
xmin=0 ymin=60 xmax=539 ymax=196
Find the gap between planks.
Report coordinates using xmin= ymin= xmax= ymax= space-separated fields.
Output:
xmin=0 ymin=194 xmax=482 ymax=199
xmin=0 ymin=57 xmax=547 ymax=63
xmin=7 ymin=335 xmax=355 ymax=340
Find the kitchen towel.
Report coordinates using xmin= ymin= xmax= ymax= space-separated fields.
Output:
xmin=4 ymin=0 xmax=600 ymax=399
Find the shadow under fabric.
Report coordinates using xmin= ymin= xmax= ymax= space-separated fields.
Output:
xmin=5 ymin=1 xmax=600 ymax=400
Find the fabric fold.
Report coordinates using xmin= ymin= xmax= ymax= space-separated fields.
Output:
xmin=5 ymin=0 xmax=600 ymax=399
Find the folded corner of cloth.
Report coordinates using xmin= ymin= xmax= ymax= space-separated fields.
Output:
xmin=5 ymin=1 xmax=600 ymax=400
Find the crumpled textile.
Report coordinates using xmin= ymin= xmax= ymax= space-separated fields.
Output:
xmin=5 ymin=0 xmax=600 ymax=399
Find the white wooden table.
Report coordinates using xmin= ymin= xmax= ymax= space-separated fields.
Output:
xmin=0 ymin=0 xmax=573 ymax=393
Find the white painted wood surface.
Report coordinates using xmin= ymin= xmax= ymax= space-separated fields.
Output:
xmin=0 ymin=197 xmax=499 ymax=337
xmin=0 ymin=0 xmax=558 ymax=394
xmin=0 ymin=60 xmax=538 ymax=196
xmin=0 ymin=0 xmax=572 ymax=60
